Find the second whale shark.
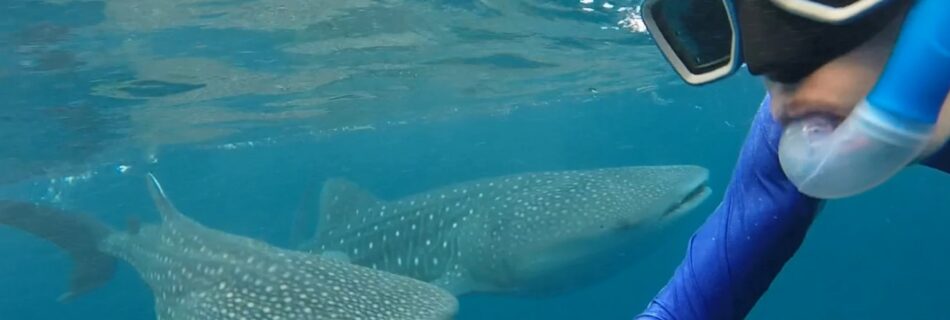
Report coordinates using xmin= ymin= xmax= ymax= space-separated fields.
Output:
xmin=302 ymin=165 xmax=711 ymax=295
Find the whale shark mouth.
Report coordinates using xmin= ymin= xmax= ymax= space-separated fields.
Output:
xmin=663 ymin=184 xmax=712 ymax=219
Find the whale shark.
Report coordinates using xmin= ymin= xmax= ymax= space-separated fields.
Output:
xmin=302 ymin=165 xmax=711 ymax=295
xmin=0 ymin=174 xmax=458 ymax=320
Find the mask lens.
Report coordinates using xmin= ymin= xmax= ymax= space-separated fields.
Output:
xmin=647 ymin=0 xmax=734 ymax=75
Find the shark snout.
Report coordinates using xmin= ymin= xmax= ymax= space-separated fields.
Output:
xmin=661 ymin=166 xmax=712 ymax=219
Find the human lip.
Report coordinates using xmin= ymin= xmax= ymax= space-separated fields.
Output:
xmin=783 ymin=98 xmax=847 ymax=125
xmin=768 ymin=81 xmax=849 ymax=125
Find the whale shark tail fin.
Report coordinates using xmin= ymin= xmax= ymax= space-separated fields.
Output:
xmin=0 ymin=201 xmax=117 ymax=302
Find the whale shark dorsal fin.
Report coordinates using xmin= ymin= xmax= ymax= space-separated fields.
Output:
xmin=146 ymin=173 xmax=184 ymax=222
xmin=316 ymin=178 xmax=382 ymax=239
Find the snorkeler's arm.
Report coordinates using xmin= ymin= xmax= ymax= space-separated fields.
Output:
xmin=634 ymin=95 xmax=823 ymax=320
xmin=635 ymin=92 xmax=948 ymax=319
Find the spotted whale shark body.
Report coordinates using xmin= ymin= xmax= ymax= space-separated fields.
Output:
xmin=303 ymin=165 xmax=711 ymax=295
xmin=0 ymin=174 xmax=458 ymax=320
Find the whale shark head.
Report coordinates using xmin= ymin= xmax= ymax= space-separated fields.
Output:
xmin=470 ymin=165 xmax=711 ymax=294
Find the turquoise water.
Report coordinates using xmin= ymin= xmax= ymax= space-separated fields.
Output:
xmin=1 ymin=1 xmax=948 ymax=319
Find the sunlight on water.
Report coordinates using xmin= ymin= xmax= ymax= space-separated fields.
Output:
xmin=2 ymin=0 xmax=664 ymax=184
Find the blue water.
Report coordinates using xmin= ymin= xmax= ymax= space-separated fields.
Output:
xmin=1 ymin=1 xmax=948 ymax=319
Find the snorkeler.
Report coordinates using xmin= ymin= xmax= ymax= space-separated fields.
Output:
xmin=633 ymin=0 xmax=949 ymax=319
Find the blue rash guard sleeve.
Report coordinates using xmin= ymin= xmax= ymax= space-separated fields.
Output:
xmin=634 ymin=95 xmax=823 ymax=320
xmin=635 ymin=95 xmax=949 ymax=320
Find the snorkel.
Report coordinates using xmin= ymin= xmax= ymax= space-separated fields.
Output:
xmin=777 ymin=0 xmax=950 ymax=199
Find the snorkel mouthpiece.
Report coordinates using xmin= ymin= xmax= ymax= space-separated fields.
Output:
xmin=779 ymin=101 xmax=932 ymax=198
xmin=778 ymin=0 xmax=950 ymax=199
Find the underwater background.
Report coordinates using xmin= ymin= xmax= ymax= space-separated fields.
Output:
xmin=1 ymin=0 xmax=948 ymax=319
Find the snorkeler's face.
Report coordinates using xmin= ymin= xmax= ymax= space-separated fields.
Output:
xmin=765 ymin=9 xmax=950 ymax=158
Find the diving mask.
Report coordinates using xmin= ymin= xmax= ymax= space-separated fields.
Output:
xmin=640 ymin=0 xmax=901 ymax=85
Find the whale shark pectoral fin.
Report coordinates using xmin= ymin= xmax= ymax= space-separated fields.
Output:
xmin=433 ymin=273 xmax=476 ymax=296
xmin=320 ymin=250 xmax=352 ymax=263
xmin=315 ymin=178 xmax=383 ymax=240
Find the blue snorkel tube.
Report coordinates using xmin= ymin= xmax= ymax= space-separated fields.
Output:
xmin=778 ymin=0 xmax=950 ymax=199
